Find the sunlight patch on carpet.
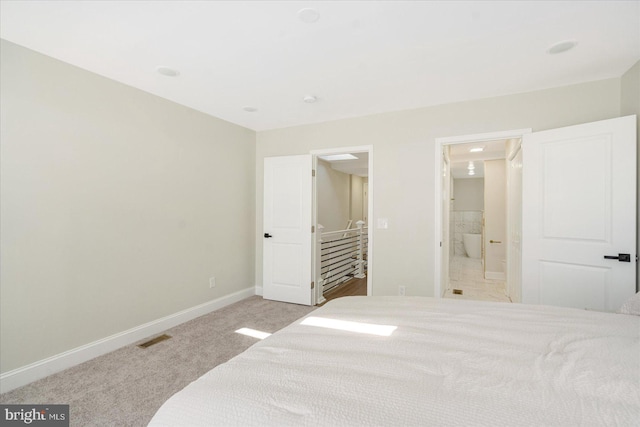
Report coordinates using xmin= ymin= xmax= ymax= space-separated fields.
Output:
xmin=235 ymin=328 xmax=272 ymax=340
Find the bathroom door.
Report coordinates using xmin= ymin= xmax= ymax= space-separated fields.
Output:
xmin=484 ymin=159 xmax=507 ymax=280
xmin=521 ymin=116 xmax=636 ymax=312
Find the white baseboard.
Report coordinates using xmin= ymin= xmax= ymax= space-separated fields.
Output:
xmin=255 ymin=285 xmax=263 ymax=296
xmin=0 ymin=286 xmax=256 ymax=394
xmin=485 ymin=271 xmax=506 ymax=281
xmin=441 ymin=277 xmax=450 ymax=298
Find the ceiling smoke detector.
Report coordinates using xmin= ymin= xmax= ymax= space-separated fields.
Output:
xmin=303 ymin=95 xmax=318 ymax=103
xmin=298 ymin=8 xmax=320 ymax=23
xmin=156 ymin=66 xmax=179 ymax=77
xmin=547 ymin=40 xmax=578 ymax=55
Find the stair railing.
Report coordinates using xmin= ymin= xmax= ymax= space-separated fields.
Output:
xmin=317 ymin=221 xmax=368 ymax=295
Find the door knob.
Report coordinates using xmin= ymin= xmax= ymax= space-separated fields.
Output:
xmin=604 ymin=253 xmax=630 ymax=262
xmin=264 ymin=233 xmax=273 ymax=238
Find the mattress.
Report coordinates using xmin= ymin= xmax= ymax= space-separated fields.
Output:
xmin=149 ymin=296 xmax=640 ymax=426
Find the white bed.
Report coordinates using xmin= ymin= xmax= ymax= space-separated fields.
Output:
xmin=149 ymin=296 xmax=640 ymax=426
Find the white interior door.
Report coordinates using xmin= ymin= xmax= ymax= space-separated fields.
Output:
xmin=263 ymin=155 xmax=312 ymax=305
xmin=522 ymin=116 xmax=636 ymax=312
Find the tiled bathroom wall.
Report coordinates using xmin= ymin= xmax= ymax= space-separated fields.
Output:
xmin=450 ymin=210 xmax=483 ymax=256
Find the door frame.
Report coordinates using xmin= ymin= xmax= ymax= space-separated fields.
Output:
xmin=506 ymin=139 xmax=523 ymax=302
xmin=311 ymin=145 xmax=374 ymax=304
xmin=441 ymin=147 xmax=451 ymax=295
xmin=433 ymin=129 xmax=531 ymax=298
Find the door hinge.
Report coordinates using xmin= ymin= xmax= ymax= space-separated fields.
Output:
xmin=312 ymin=169 xmax=316 ymax=177
xmin=311 ymin=281 xmax=315 ymax=289
xmin=312 ymin=225 xmax=315 ymax=233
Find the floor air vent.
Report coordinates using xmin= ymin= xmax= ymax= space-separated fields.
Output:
xmin=452 ymin=289 xmax=463 ymax=295
xmin=138 ymin=334 xmax=171 ymax=348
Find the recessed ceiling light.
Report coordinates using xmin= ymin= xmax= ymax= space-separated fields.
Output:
xmin=298 ymin=8 xmax=320 ymax=23
xmin=547 ymin=40 xmax=578 ymax=55
xmin=303 ymin=95 xmax=318 ymax=103
xmin=319 ymin=154 xmax=358 ymax=161
xmin=156 ymin=66 xmax=179 ymax=77
xmin=243 ymin=106 xmax=258 ymax=113
xmin=469 ymin=147 xmax=484 ymax=153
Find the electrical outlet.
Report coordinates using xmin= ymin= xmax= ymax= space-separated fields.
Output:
xmin=209 ymin=277 xmax=216 ymax=288
xmin=398 ymin=286 xmax=405 ymax=296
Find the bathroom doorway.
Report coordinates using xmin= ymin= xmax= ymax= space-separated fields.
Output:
xmin=437 ymin=130 xmax=527 ymax=302
xmin=435 ymin=118 xmax=636 ymax=310
xmin=440 ymin=137 xmax=521 ymax=303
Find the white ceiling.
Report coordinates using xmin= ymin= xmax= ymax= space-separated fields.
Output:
xmin=1 ymin=1 xmax=639 ymax=131
xmin=449 ymin=139 xmax=507 ymax=179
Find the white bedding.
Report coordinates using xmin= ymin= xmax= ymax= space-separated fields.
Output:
xmin=149 ymin=297 xmax=640 ymax=426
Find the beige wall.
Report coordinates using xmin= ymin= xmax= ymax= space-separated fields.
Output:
xmin=484 ymin=161 xmax=507 ymax=274
xmin=620 ymin=60 xmax=640 ymax=291
xmin=350 ymin=175 xmax=365 ymax=223
xmin=316 ymin=160 xmax=350 ymax=232
xmin=453 ymin=178 xmax=484 ymax=211
xmin=621 ymin=60 xmax=640 ymax=125
xmin=256 ymin=78 xmax=622 ymax=297
xmin=316 ymin=161 xmax=367 ymax=232
xmin=0 ymin=41 xmax=256 ymax=373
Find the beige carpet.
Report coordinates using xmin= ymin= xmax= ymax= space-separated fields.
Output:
xmin=0 ymin=296 xmax=315 ymax=426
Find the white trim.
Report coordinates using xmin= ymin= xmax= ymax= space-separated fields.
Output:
xmin=485 ymin=271 xmax=506 ymax=281
xmin=312 ymin=153 xmax=319 ymax=306
xmin=310 ymin=145 xmax=373 ymax=298
xmin=255 ymin=285 xmax=263 ymax=296
xmin=0 ymin=286 xmax=256 ymax=394
xmin=436 ymin=129 xmax=532 ymax=145
xmin=507 ymin=139 xmax=523 ymax=161
xmin=310 ymin=145 xmax=371 ymax=156
xmin=434 ymin=129 xmax=531 ymax=299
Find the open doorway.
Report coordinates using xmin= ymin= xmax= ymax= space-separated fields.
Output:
xmin=312 ymin=147 xmax=372 ymax=305
xmin=444 ymin=140 xmax=512 ymax=302
xmin=434 ymin=129 xmax=530 ymax=303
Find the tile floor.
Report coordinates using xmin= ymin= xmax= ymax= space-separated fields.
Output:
xmin=444 ymin=255 xmax=511 ymax=303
